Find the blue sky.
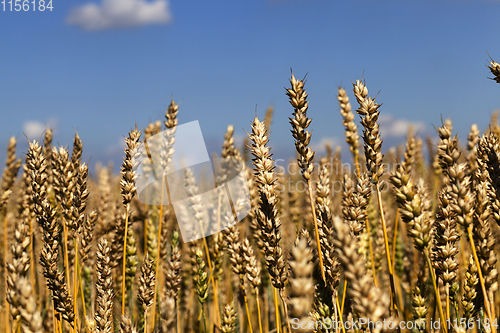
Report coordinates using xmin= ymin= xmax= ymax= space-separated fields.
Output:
xmin=0 ymin=0 xmax=499 ymax=173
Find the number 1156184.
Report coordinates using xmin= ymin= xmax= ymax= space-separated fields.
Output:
xmin=2 ymin=0 xmax=53 ymax=11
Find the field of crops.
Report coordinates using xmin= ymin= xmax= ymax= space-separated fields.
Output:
xmin=0 ymin=58 xmax=499 ymax=333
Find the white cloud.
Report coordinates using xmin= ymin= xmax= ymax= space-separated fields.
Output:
xmin=311 ymin=137 xmax=341 ymax=155
xmin=66 ymin=0 xmax=172 ymax=31
xmin=232 ymin=132 xmax=246 ymax=150
xmin=379 ymin=114 xmax=425 ymax=137
xmin=23 ymin=121 xmax=45 ymax=139
xmin=105 ymin=136 xmax=127 ymax=155
xmin=23 ymin=119 xmax=58 ymax=139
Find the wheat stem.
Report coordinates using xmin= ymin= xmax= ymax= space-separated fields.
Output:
xmin=365 ymin=219 xmax=378 ymax=287
xmin=62 ymin=220 xmax=73 ymax=333
xmin=202 ymin=305 xmax=207 ymax=333
xmin=395 ymin=275 xmax=405 ymax=319
xmin=78 ymin=263 xmax=87 ymax=320
xmin=121 ymin=207 xmax=130 ymax=316
xmin=144 ymin=307 xmax=148 ymax=333
xmin=335 ymin=294 xmax=346 ymax=333
xmin=201 ymin=235 xmax=220 ymax=325
xmin=58 ymin=316 xmax=63 ymax=333
xmin=353 ymin=155 xmax=377 ymax=287
xmin=340 ymin=280 xmax=347 ymax=317
xmin=73 ymin=238 xmax=79 ymax=329
xmin=273 ymin=287 xmax=281 ymax=333
xmin=3 ymin=214 xmax=10 ymax=333
xmin=375 ymin=183 xmax=398 ymax=317
xmin=424 ymin=248 xmax=447 ymax=333
xmin=28 ymin=217 xmax=37 ymax=311
xmin=176 ymin=298 xmax=181 ymax=333
xmin=445 ymin=283 xmax=450 ymax=321
xmin=279 ymin=289 xmax=292 ymax=333
xmin=391 ymin=210 xmax=399 ymax=272
xmin=150 ymin=177 xmax=165 ymax=330
xmin=255 ymin=290 xmax=263 ymax=333
xmin=307 ymin=183 xmax=326 ymax=283
xmin=467 ymin=225 xmax=496 ymax=333
xmin=242 ymin=286 xmax=253 ymax=333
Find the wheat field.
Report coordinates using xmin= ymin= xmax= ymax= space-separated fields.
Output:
xmin=0 ymin=58 xmax=499 ymax=333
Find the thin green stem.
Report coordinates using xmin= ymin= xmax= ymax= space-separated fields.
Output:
xmin=202 ymin=306 xmax=207 ymax=333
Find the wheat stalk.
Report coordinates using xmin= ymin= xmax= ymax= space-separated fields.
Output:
xmin=462 ymin=255 xmax=479 ymax=321
xmin=95 ymin=237 xmax=113 ymax=333
xmin=138 ymin=253 xmax=156 ymax=333
xmin=150 ymin=99 xmax=179 ymax=329
xmin=27 ymin=140 xmax=75 ymax=328
xmin=1 ymin=136 xmax=21 ymax=333
xmin=6 ymin=216 xmax=31 ymax=325
xmin=249 ymin=115 xmax=287 ymax=333
xmin=10 ymin=276 xmax=43 ymax=333
xmin=338 ymin=86 xmax=360 ymax=171
xmin=195 ymin=249 xmax=208 ymax=333
xmin=287 ymin=71 xmax=326 ymax=285
xmin=331 ymin=216 xmax=398 ymax=333
xmin=288 ymin=234 xmax=314 ymax=333
xmin=352 ymin=78 xmax=398 ymax=315
xmin=120 ymin=126 xmax=141 ymax=316
xmin=220 ymin=302 xmax=236 ymax=333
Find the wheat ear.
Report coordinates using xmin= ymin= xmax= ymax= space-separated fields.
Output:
xmin=138 ymin=253 xmax=156 ymax=333
xmin=337 ymin=86 xmax=360 ymax=172
xmin=80 ymin=210 xmax=97 ymax=317
xmin=6 ymin=217 xmax=31 ymax=325
xmin=220 ymin=302 xmax=236 ymax=333
xmin=390 ymin=164 xmax=446 ymax=330
xmin=95 ymin=237 xmax=113 ymax=333
xmin=287 ymin=71 xmax=325 ymax=285
xmin=244 ymin=237 xmax=263 ymax=333
xmin=224 ymin=225 xmax=253 ymax=333
xmin=249 ymin=115 xmax=286 ymax=333
xmin=288 ymin=234 xmax=315 ymax=333
xmin=151 ymin=99 xmax=179 ymax=329
xmin=353 ymin=78 xmax=398 ymax=315
xmin=120 ymin=315 xmax=137 ymax=333
xmin=488 ymin=54 xmax=500 ymax=83
xmin=331 ymin=216 xmax=398 ymax=333
xmin=27 ymin=141 xmax=75 ymax=328
xmin=10 ymin=276 xmax=43 ymax=333
xmin=120 ymin=126 xmax=141 ymax=316
xmin=194 ymin=249 xmax=209 ymax=332
xmin=462 ymin=255 xmax=479 ymax=321
xmin=1 ymin=137 xmax=21 ymax=333
xmin=476 ymin=135 xmax=500 ymax=317
xmin=411 ymin=278 xmax=428 ymax=333
xmin=159 ymin=292 xmax=176 ymax=333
